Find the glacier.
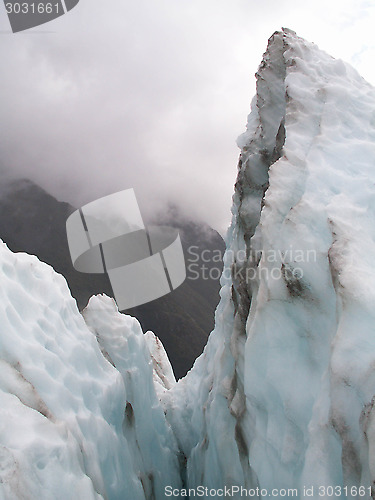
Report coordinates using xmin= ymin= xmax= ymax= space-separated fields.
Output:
xmin=163 ymin=28 xmax=375 ymax=497
xmin=1 ymin=28 xmax=375 ymax=499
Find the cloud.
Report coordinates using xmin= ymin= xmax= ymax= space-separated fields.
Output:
xmin=0 ymin=0 xmax=374 ymax=234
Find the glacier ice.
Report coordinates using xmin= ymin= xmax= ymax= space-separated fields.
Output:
xmin=2 ymin=28 xmax=375 ymax=500
xmin=163 ymin=28 xmax=375 ymax=497
xmin=0 ymin=241 xmax=181 ymax=499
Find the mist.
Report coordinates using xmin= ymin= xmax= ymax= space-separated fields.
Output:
xmin=0 ymin=0 xmax=374 ymax=235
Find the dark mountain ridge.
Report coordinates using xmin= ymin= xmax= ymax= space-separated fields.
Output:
xmin=0 ymin=179 xmax=225 ymax=378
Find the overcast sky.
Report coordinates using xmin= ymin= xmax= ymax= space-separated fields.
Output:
xmin=0 ymin=0 xmax=374 ymax=234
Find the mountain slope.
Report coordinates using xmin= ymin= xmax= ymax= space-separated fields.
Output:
xmin=0 ymin=179 xmax=224 ymax=378
xmin=0 ymin=179 xmax=113 ymax=308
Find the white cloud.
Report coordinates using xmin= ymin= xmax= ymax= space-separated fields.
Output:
xmin=0 ymin=0 xmax=374 ymax=234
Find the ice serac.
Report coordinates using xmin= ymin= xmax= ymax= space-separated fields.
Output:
xmin=82 ymin=295 xmax=180 ymax=496
xmin=164 ymin=28 xmax=375 ymax=496
xmin=0 ymin=242 xmax=181 ymax=500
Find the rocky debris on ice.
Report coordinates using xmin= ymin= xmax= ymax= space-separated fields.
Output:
xmin=162 ymin=28 xmax=375 ymax=497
